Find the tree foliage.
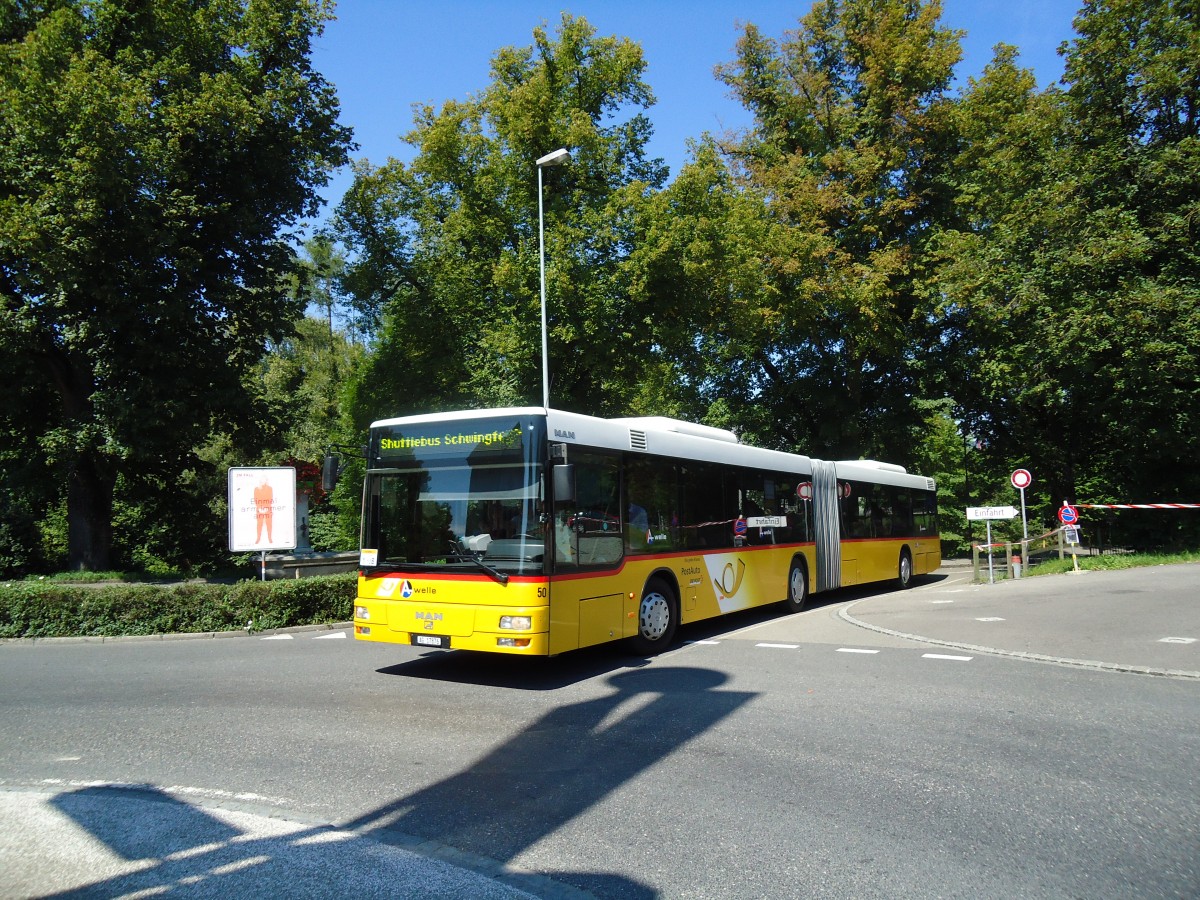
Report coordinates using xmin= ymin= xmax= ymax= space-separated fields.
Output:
xmin=329 ymin=0 xmax=1199 ymax=552
xmin=332 ymin=13 xmax=667 ymax=427
xmin=932 ymin=0 xmax=1200 ymax=544
xmin=679 ymin=0 xmax=964 ymax=460
xmin=4 ymin=0 xmax=1198 ymax=573
xmin=0 ymin=0 xmax=352 ymax=571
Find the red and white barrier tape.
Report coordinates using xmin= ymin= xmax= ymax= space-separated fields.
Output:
xmin=1079 ymin=503 xmax=1200 ymax=510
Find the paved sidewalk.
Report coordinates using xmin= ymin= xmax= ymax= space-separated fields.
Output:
xmin=842 ymin=562 xmax=1200 ymax=678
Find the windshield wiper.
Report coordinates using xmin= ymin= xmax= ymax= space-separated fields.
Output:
xmin=446 ymin=540 xmax=509 ymax=586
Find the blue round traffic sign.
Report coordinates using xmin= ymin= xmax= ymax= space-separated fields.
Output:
xmin=1058 ymin=504 xmax=1079 ymax=525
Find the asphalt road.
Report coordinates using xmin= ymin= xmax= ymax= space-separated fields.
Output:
xmin=2 ymin=562 xmax=1198 ymax=899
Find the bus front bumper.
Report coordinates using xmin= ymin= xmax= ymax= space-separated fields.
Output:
xmin=353 ymin=598 xmax=550 ymax=655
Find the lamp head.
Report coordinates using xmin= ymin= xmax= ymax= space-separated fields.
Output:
xmin=536 ymin=147 xmax=571 ymax=168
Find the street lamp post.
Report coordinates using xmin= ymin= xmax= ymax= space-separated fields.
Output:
xmin=536 ymin=147 xmax=570 ymax=409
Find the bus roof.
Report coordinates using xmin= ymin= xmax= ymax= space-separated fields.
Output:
xmin=370 ymin=407 xmax=935 ymax=490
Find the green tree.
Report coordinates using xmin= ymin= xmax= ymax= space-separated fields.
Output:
xmin=332 ymin=14 xmax=667 ymax=427
xmin=710 ymin=0 xmax=963 ymax=460
xmin=932 ymin=1 xmax=1200 ymax=546
xmin=0 ymin=347 xmax=59 ymax=573
xmin=623 ymin=138 xmax=788 ymax=433
xmin=0 ymin=0 xmax=352 ymax=571
xmin=257 ymin=315 xmax=364 ymax=463
xmin=266 ymin=235 xmax=361 ymax=460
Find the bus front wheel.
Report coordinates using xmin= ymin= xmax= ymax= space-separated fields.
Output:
xmin=897 ymin=549 xmax=913 ymax=590
xmin=630 ymin=578 xmax=678 ymax=655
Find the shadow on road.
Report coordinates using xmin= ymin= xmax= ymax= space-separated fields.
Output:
xmin=43 ymin=665 xmax=755 ymax=899
xmin=44 ymin=784 xmax=529 ymax=899
xmin=375 ymin=641 xmax=652 ymax=690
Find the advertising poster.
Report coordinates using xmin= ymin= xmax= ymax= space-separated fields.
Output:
xmin=228 ymin=467 xmax=297 ymax=552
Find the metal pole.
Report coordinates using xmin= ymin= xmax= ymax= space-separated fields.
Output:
xmin=1020 ymin=486 xmax=1028 ymax=541
xmin=986 ymin=520 xmax=994 ymax=584
xmin=534 ymin=148 xmax=569 ymax=411
xmin=538 ymin=164 xmax=549 ymax=410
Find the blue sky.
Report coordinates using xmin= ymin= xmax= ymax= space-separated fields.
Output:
xmin=308 ymin=1 xmax=1082 ymax=223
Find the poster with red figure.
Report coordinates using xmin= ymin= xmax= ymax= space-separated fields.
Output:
xmin=228 ymin=467 xmax=297 ymax=552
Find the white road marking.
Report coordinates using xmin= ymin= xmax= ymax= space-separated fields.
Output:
xmin=756 ymin=642 xmax=800 ymax=650
xmin=1159 ymin=637 xmax=1196 ymax=644
xmin=260 ymin=634 xmax=293 ymax=641
xmin=836 ymin=648 xmax=880 ymax=654
xmin=923 ymin=653 xmax=973 ymax=661
xmin=37 ymin=780 xmax=294 ymax=807
xmin=685 ymin=639 xmax=722 ymax=645
xmin=931 ymin=600 xmax=955 ymax=604
xmin=313 ymin=632 xmax=347 ymax=639
xmin=975 ymin=617 xmax=1006 ymax=622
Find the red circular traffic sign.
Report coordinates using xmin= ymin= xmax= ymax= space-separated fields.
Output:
xmin=1057 ymin=504 xmax=1079 ymax=525
xmin=1011 ymin=468 xmax=1032 ymax=490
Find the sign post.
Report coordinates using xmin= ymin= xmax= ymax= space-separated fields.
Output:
xmin=1057 ymin=502 xmax=1081 ymax=573
xmin=1010 ymin=469 xmax=1032 ymax=541
xmin=967 ymin=506 xmax=1019 ymax=583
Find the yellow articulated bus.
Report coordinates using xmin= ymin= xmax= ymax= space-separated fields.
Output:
xmin=352 ymin=407 xmax=940 ymax=656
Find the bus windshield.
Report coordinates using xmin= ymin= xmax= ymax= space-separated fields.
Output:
xmin=361 ymin=416 xmax=545 ymax=576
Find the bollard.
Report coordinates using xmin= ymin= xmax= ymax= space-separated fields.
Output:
xmin=1012 ymin=554 xmax=1022 ymax=579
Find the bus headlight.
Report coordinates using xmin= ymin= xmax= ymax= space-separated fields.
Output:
xmin=499 ymin=615 xmax=531 ymax=630
xmin=497 ymin=637 xmax=531 ymax=648
xmin=355 ymin=606 xmax=370 ymax=620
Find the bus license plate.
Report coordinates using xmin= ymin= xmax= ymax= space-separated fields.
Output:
xmin=413 ymin=634 xmax=449 ymax=649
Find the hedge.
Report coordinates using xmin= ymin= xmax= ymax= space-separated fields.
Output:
xmin=0 ymin=573 xmax=357 ymax=639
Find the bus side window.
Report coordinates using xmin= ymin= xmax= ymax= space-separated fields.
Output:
xmin=842 ymin=483 xmax=873 ymax=539
xmin=914 ymin=491 xmax=937 ymax=535
xmin=625 ymin=456 xmax=677 ymax=553
xmin=679 ymin=461 xmax=732 ymax=550
xmin=554 ymin=451 xmax=621 ymax=569
xmin=737 ymin=470 xmax=770 ymax=545
xmin=892 ymin=489 xmax=913 ymax=537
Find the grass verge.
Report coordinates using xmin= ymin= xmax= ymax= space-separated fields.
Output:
xmin=1031 ymin=550 xmax=1200 ymax=576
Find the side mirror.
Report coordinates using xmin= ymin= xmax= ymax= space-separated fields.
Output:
xmin=553 ymin=464 xmax=576 ymax=505
xmin=321 ymin=453 xmax=341 ymax=492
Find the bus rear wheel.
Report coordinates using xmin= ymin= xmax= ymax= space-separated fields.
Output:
xmin=783 ymin=558 xmax=809 ymax=613
xmin=630 ymin=578 xmax=678 ymax=655
xmin=897 ymin=549 xmax=913 ymax=590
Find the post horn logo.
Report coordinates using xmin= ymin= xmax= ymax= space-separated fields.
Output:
xmin=714 ymin=559 xmax=747 ymax=598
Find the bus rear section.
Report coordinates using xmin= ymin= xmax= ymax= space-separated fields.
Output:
xmin=810 ymin=459 xmax=941 ymax=592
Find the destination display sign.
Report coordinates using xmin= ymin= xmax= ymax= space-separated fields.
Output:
xmin=375 ymin=420 xmax=530 ymax=462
